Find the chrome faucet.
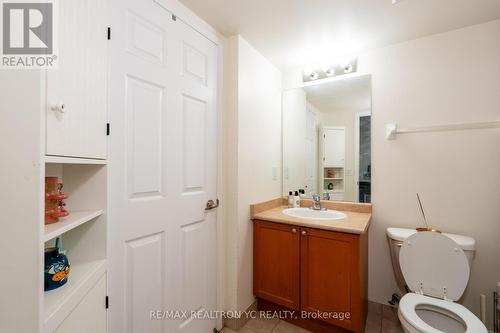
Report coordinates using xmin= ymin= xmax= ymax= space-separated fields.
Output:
xmin=311 ymin=194 xmax=323 ymax=211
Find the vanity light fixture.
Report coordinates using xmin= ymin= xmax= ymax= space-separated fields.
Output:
xmin=302 ymin=58 xmax=357 ymax=82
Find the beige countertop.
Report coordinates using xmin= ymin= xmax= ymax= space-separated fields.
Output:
xmin=251 ymin=199 xmax=372 ymax=234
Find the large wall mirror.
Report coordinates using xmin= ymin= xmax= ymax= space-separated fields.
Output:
xmin=282 ymin=74 xmax=372 ymax=203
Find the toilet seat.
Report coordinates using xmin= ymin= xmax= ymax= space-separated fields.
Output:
xmin=398 ymin=293 xmax=487 ymax=333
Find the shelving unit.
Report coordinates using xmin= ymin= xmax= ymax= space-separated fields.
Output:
xmin=43 ymin=162 xmax=107 ymax=332
xmin=0 ymin=0 xmax=109 ymax=331
xmin=322 ymin=167 xmax=345 ymax=192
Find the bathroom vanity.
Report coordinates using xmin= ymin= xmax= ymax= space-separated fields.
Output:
xmin=251 ymin=199 xmax=371 ymax=333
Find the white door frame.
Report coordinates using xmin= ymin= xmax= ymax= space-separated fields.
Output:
xmin=354 ymin=111 xmax=371 ymax=202
xmin=215 ymin=34 xmax=225 ymax=331
xmin=305 ymin=106 xmax=317 ymax=196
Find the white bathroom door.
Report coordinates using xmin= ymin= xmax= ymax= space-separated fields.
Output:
xmin=108 ymin=0 xmax=218 ymax=332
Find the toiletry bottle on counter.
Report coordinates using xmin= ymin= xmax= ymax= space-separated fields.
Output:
xmin=299 ymin=189 xmax=306 ymax=198
xmin=288 ymin=191 xmax=294 ymax=207
xmin=293 ymin=191 xmax=300 ymax=208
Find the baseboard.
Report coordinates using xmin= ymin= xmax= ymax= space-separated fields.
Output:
xmin=223 ymin=300 xmax=258 ymax=331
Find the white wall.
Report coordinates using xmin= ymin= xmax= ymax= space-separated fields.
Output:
xmin=223 ymin=35 xmax=283 ymax=312
xmin=283 ymin=20 xmax=500 ymax=329
xmin=223 ymin=35 xmax=240 ymax=311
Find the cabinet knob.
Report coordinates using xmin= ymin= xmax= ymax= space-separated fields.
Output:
xmin=291 ymin=228 xmax=297 ymax=233
xmin=51 ymin=102 xmax=66 ymax=114
xmin=301 ymin=230 xmax=307 ymax=236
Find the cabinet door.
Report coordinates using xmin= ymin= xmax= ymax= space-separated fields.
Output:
xmin=254 ymin=220 xmax=300 ymax=310
xmin=54 ymin=274 xmax=107 ymax=333
xmin=300 ymin=228 xmax=361 ymax=332
xmin=46 ymin=0 xmax=108 ymax=159
xmin=323 ymin=127 xmax=345 ymax=166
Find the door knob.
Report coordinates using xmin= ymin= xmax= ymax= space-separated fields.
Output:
xmin=205 ymin=199 xmax=219 ymax=211
xmin=301 ymin=230 xmax=307 ymax=236
xmin=291 ymin=228 xmax=297 ymax=233
xmin=51 ymin=102 xmax=66 ymax=114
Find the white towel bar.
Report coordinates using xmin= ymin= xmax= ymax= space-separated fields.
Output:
xmin=386 ymin=121 xmax=500 ymax=140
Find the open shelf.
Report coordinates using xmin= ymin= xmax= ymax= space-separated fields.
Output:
xmin=44 ymin=259 xmax=107 ymax=332
xmin=43 ymin=210 xmax=104 ymax=242
xmin=45 ymin=155 xmax=107 ymax=165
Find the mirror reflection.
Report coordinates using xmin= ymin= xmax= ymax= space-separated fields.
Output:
xmin=283 ymin=75 xmax=372 ymax=203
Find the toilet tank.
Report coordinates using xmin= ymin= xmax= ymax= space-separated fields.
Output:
xmin=386 ymin=228 xmax=476 ymax=292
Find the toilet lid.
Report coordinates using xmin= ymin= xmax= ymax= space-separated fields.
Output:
xmin=399 ymin=232 xmax=470 ymax=301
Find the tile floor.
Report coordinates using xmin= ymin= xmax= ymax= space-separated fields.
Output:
xmin=221 ymin=302 xmax=403 ymax=333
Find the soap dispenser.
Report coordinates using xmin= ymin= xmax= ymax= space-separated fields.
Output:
xmin=293 ymin=191 xmax=300 ymax=208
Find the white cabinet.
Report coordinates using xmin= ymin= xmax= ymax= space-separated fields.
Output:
xmin=54 ymin=274 xmax=107 ymax=333
xmin=323 ymin=127 xmax=345 ymax=166
xmin=46 ymin=0 xmax=108 ymax=159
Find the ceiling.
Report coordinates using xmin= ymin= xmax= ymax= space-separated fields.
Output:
xmin=303 ymin=75 xmax=371 ymax=112
xmin=179 ymin=0 xmax=500 ymax=70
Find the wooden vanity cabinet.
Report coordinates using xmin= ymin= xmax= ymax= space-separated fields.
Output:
xmin=300 ymin=227 xmax=366 ymax=332
xmin=253 ymin=220 xmax=300 ymax=310
xmin=254 ymin=220 xmax=368 ymax=333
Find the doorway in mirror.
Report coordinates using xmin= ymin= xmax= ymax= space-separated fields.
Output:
xmin=355 ymin=111 xmax=371 ymax=203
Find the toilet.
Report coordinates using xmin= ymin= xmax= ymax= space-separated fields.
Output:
xmin=387 ymin=228 xmax=487 ymax=333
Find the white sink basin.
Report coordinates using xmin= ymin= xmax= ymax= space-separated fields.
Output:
xmin=283 ymin=207 xmax=347 ymax=221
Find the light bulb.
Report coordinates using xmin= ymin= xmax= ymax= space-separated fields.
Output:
xmin=309 ymin=71 xmax=319 ymax=80
xmin=344 ymin=63 xmax=353 ymax=73
xmin=325 ymin=67 xmax=335 ymax=77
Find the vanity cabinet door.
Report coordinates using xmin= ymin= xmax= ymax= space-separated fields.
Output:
xmin=300 ymin=228 xmax=362 ymax=332
xmin=254 ymin=220 xmax=300 ymax=310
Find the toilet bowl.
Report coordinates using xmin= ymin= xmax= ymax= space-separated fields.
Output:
xmin=398 ymin=293 xmax=486 ymax=333
xmin=396 ymin=231 xmax=487 ymax=333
